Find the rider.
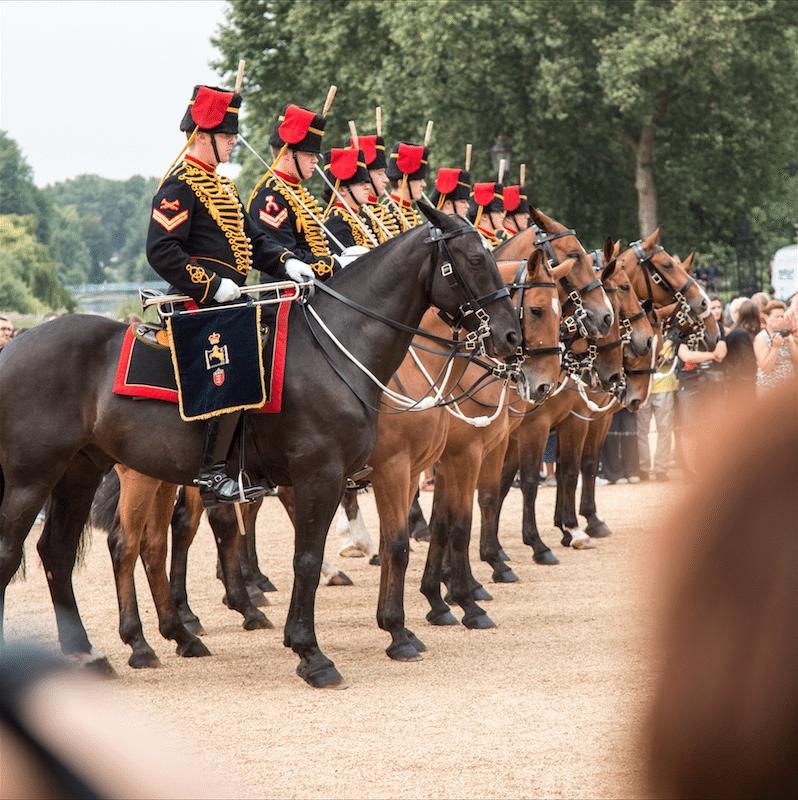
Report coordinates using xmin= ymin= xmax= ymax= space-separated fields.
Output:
xmin=343 ymin=133 xmax=398 ymax=243
xmin=498 ymin=183 xmax=531 ymax=241
xmin=147 ymin=85 xmax=300 ymax=507
xmin=466 ymin=182 xmax=506 ymax=248
xmin=248 ymin=103 xmax=339 ymax=282
xmin=320 ymin=148 xmax=376 ymax=254
xmin=429 ymin=167 xmax=472 ymax=217
xmin=381 ymin=141 xmax=429 ymax=232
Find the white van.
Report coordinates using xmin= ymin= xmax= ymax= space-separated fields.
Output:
xmin=770 ymin=244 xmax=798 ymax=301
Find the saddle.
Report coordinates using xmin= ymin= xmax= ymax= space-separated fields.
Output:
xmin=114 ymin=299 xmax=291 ymax=416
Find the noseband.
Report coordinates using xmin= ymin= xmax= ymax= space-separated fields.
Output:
xmin=424 ymin=222 xmax=510 ymax=352
xmin=507 ymin=260 xmax=563 ymax=360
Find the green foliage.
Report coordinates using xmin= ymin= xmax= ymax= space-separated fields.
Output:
xmin=0 ymin=215 xmax=76 ymax=312
xmin=217 ymin=0 xmax=797 ymax=262
xmin=0 ymin=131 xmax=52 ymax=243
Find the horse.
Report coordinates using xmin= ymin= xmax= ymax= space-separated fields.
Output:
xmin=0 ymin=204 xmax=521 ymax=688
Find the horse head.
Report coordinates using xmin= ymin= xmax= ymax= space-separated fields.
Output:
xmin=418 ymin=202 xmax=520 ymax=360
xmin=617 ymin=228 xmax=718 ymax=349
xmin=498 ymin=249 xmax=563 ymax=403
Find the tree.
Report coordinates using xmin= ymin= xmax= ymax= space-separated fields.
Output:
xmin=0 ymin=215 xmax=76 ymax=312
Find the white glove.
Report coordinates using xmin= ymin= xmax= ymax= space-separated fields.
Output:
xmin=338 ymin=245 xmax=369 ymax=268
xmin=285 ymin=258 xmax=316 ymax=282
xmin=213 ymin=278 xmax=241 ymax=303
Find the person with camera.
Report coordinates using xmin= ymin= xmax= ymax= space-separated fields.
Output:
xmin=754 ymin=299 xmax=797 ymax=392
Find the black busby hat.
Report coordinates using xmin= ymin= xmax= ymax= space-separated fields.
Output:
xmin=323 ymin=148 xmax=371 ymax=186
xmin=386 ymin=142 xmax=428 ymax=182
xmin=180 ymin=85 xmax=241 ymax=134
xmin=269 ymin=103 xmax=326 ymax=153
xmin=344 ymin=135 xmax=387 ymax=171
xmin=467 ymin=182 xmax=505 ymax=225
xmin=503 ymin=185 xmax=530 ymax=216
xmin=430 ymin=167 xmax=472 ymax=209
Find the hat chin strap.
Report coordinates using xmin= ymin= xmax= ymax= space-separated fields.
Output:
xmin=293 ymin=149 xmax=306 ymax=181
xmin=209 ymin=132 xmax=222 ymax=167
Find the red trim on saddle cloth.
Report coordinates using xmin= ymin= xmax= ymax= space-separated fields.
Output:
xmin=253 ymin=294 xmax=291 ymax=413
xmin=113 ymin=326 xmax=179 ymax=403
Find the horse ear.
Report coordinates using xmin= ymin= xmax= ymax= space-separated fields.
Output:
xmin=551 ymin=257 xmax=575 ymax=281
xmin=613 ymin=239 xmax=620 ymax=259
xmin=528 ymin=206 xmax=549 ymax=232
xmin=601 ymin=258 xmax=617 ymax=284
xmin=527 ymin=249 xmax=545 ymax=275
xmin=417 ymin=200 xmax=447 ymax=228
xmin=602 ymin=236 xmax=614 ymax=267
xmin=642 ymin=225 xmax=662 ymax=250
xmin=682 ymin=251 xmax=696 ymax=271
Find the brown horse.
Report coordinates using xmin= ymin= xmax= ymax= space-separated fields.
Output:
xmin=0 ymin=205 xmax=521 ymax=687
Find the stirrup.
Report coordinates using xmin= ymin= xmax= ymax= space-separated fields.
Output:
xmin=194 ymin=468 xmax=268 ymax=509
xmin=346 ymin=465 xmax=373 ymax=490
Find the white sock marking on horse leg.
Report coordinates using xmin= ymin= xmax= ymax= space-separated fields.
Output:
xmin=351 ymin=509 xmax=378 ymax=557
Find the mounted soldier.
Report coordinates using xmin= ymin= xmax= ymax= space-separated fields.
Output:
xmin=248 ymin=103 xmax=338 ymax=282
xmin=320 ymin=147 xmax=376 ymax=254
xmin=429 ymin=167 xmax=472 ymax=218
xmin=466 ymin=182 xmax=506 ymax=248
xmin=381 ymin=141 xmax=429 ymax=232
xmin=343 ymin=131 xmax=398 ymax=243
xmin=146 ymin=84 xmax=292 ymax=507
xmin=499 ymin=167 xmax=531 ymax=241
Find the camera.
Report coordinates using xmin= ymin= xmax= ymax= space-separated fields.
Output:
xmin=773 ymin=328 xmax=792 ymax=338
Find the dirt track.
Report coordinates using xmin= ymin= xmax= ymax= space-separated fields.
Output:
xmin=4 ymin=477 xmax=683 ymax=799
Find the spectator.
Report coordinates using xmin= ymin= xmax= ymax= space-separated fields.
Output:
xmin=723 ymin=299 xmax=761 ymax=402
xmin=723 ymin=292 xmax=740 ymax=328
xmin=754 ymin=300 xmax=797 ymax=392
xmin=638 ymin=334 xmax=678 ymax=482
xmin=751 ymin=291 xmax=770 ymax=323
xmin=0 ymin=316 xmax=14 ymax=349
xmin=598 ymin=409 xmax=640 ymax=484
xmin=705 ymin=262 xmax=717 ymax=292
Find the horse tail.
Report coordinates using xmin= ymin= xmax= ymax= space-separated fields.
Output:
xmin=89 ymin=468 xmax=121 ymax=534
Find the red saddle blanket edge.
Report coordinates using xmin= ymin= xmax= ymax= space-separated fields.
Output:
xmin=113 ymin=299 xmax=291 ymax=413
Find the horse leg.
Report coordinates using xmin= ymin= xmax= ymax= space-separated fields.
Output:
xmin=232 ymin=498 xmax=269 ymax=608
xmin=373 ymin=464 xmax=425 ymax=661
xmin=419 ymin=474 xmax=459 ymax=626
xmin=284 ymin=481 xmax=347 ymax=689
xmin=108 ymin=468 xmax=164 ymax=668
xmin=553 ymin=418 xmax=595 ymax=550
xmin=580 ymin=416 xmax=614 ymax=538
xmin=336 ymin=487 xmax=379 ymax=563
xmin=35 ymin=457 xmax=115 ymax=675
xmin=138 ymin=481 xmax=211 ymax=659
xmin=207 ymin=504 xmax=272 ymax=630
xmin=408 ymin=489 xmax=430 ymax=542
xmin=169 ymin=486 xmax=205 ymax=634
xmin=477 ymin=434 xmax=519 ymax=583
xmin=240 ymin=498 xmax=277 ymax=593
xmin=515 ymin=425 xmax=559 ymax=565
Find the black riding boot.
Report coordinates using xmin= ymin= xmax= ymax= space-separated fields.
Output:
xmin=195 ymin=412 xmax=267 ymax=508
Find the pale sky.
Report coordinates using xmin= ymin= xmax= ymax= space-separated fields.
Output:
xmin=1 ymin=0 xmax=243 ymax=187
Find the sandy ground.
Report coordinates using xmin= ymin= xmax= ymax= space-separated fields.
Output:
xmin=4 ymin=475 xmax=686 ymax=799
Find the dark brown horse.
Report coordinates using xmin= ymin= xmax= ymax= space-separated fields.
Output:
xmin=0 ymin=205 xmax=521 ymax=688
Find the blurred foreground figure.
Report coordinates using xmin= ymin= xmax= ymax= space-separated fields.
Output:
xmin=1 ymin=645 xmax=239 ymax=799
xmin=647 ymin=383 xmax=797 ymax=799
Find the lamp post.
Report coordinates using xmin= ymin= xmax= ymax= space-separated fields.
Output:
xmin=490 ymin=134 xmax=512 ymax=178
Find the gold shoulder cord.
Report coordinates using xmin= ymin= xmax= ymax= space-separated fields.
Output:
xmin=330 ymin=207 xmax=372 ymax=249
xmin=365 ymin=202 xmax=398 ymax=243
xmin=178 ymin=164 xmax=250 ymax=275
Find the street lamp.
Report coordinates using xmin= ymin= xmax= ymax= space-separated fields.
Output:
xmin=490 ymin=134 xmax=512 ymax=178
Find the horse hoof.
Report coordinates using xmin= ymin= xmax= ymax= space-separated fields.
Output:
xmin=406 ymin=629 xmax=427 ymax=652
xmin=257 ymin=576 xmax=278 ymax=593
xmin=386 ymin=642 xmax=423 ymax=661
xmin=534 ymin=550 xmax=559 ymax=565
xmin=426 ymin=609 xmax=459 ymax=626
xmin=129 ymin=650 xmax=161 ymax=669
xmin=327 ymin=570 xmax=353 ymax=586
xmin=177 ymin=639 xmax=211 ymax=658
xmin=471 ymin=585 xmax=493 ymax=602
xmin=586 ymin=523 xmax=612 ymax=538
xmin=570 ymin=536 xmax=597 ymax=550
xmin=181 ymin=617 xmax=205 ymax=636
xmin=462 ymin=612 xmax=496 ymax=630
xmin=369 ymin=554 xmax=380 ymax=566
xmin=80 ymin=655 xmax=118 ymax=678
xmin=411 ymin=528 xmax=431 ymax=543
xmin=297 ymin=660 xmax=348 ymax=689
xmin=339 ymin=546 xmax=365 ymax=558
xmin=248 ymin=588 xmax=270 ymax=607
xmin=243 ymin=612 xmax=274 ymax=630
xmin=492 ymin=568 xmax=519 ymax=583
xmin=498 ymin=548 xmax=510 ymax=561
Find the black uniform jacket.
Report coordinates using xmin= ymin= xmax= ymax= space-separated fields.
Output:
xmin=248 ymin=169 xmax=339 ymax=281
xmin=147 ymin=156 xmax=292 ymax=304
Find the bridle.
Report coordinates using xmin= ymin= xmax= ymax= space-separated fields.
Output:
xmin=507 ymin=260 xmax=563 ymax=360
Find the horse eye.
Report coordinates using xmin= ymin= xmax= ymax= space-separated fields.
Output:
xmin=530 ymin=307 xmax=543 ymax=318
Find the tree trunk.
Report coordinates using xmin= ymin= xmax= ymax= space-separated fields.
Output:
xmin=634 ymin=124 xmax=658 ymax=239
